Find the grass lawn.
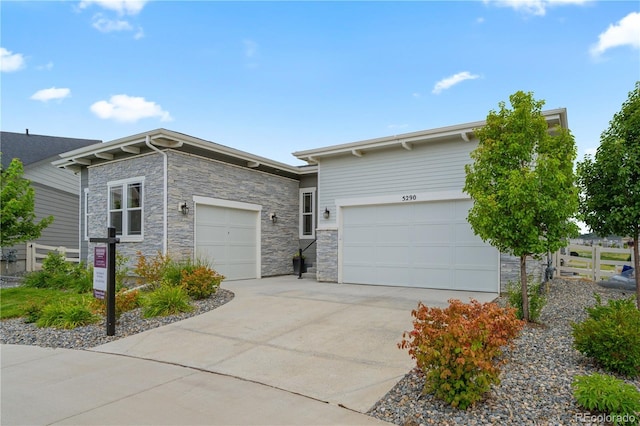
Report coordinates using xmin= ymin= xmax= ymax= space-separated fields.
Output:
xmin=0 ymin=287 xmax=89 ymax=319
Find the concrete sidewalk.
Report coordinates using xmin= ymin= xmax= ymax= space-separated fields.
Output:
xmin=2 ymin=276 xmax=497 ymax=425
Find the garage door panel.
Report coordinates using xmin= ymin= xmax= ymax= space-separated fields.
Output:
xmin=195 ymin=204 xmax=258 ymax=281
xmin=375 ymin=225 xmax=410 ymax=243
xmin=455 ymin=246 xmax=496 ymax=264
xmin=411 ymin=245 xmax=452 ymax=264
xmin=342 ymin=200 xmax=498 ymax=292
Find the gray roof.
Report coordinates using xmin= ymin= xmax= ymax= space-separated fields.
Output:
xmin=1 ymin=131 xmax=101 ymax=169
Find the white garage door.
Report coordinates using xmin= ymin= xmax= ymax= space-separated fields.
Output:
xmin=341 ymin=199 xmax=498 ymax=292
xmin=195 ymin=204 xmax=258 ymax=281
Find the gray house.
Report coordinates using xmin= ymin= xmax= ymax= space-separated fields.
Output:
xmin=1 ymin=131 xmax=101 ymax=273
xmin=53 ymin=129 xmax=318 ymax=280
xmin=55 ymin=109 xmax=567 ymax=291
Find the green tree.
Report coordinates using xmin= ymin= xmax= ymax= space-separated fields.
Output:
xmin=1 ymin=157 xmax=54 ymax=247
xmin=577 ymin=82 xmax=640 ymax=308
xmin=464 ymin=91 xmax=579 ymax=321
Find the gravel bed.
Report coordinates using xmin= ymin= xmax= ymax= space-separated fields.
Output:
xmin=367 ymin=279 xmax=640 ymax=426
xmin=0 ymin=287 xmax=234 ymax=349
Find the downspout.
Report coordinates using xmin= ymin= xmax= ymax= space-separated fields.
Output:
xmin=145 ymin=135 xmax=168 ymax=255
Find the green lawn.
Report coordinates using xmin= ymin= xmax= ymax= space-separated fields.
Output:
xmin=0 ymin=287 xmax=88 ymax=319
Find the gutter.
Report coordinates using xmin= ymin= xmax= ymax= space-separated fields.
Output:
xmin=145 ymin=135 xmax=168 ymax=255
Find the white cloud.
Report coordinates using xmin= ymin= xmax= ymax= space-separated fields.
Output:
xmin=134 ymin=27 xmax=145 ymax=39
xmin=92 ymin=14 xmax=133 ymax=32
xmin=432 ymin=71 xmax=480 ymax=94
xmin=90 ymin=94 xmax=173 ymax=123
xmin=0 ymin=47 xmax=26 ymax=72
xmin=590 ymin=12 xmax=640 ymax=57
xmin=79 ymin=0 xmax=147 ymax=16
xmin=244 ymin=39 xmax=258 ymax=58
xmin=483 ymin=0 xmax=589 ymax=16
xmin=30 ymin=87 xmax=71 ymax=102
xmin=37 ymin=61 xmax=54 ymax=71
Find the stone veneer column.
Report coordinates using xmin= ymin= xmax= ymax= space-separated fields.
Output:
xmin=316 ymin=228 xmax=338 ymax=282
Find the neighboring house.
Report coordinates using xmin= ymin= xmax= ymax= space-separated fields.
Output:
xmin=54 ymin=109 xmax=567 ymax=291
xmin=1 ymin=131 xmax=101 ymax=273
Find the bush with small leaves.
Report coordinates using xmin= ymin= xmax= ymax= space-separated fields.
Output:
xmin=180 ymin=266 xmax=224 ymax=300
xmin=572 ymin=295 xmax=640 ymax=377
xmin=134 ymin=251 xmax=172 ymax=288
xmin=573 ymin=373 xmax=640 ymax=426
xmin=142 ymin=283 xmax=193 ymax=318
xmin=90 ymin=289 xmax=141 ymax=318
xmin=399 ymin=299 xmax=524 ymax=409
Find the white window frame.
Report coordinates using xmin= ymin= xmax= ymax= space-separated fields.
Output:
xmin=299 ymin=187 xmax=316 ymax=239
xmin=84 ymin=188 xmax=89 ymax=241
xmin=108 ymin=176 xmax=145 ymax=242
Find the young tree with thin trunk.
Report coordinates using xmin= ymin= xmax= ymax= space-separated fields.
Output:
xmin=464 ymin=91 xmax=579 ymax=321
xmin=577 ymin=82 xmax=640 ymax=308
xmin=1 ymin=157 xmax=54 ymax=248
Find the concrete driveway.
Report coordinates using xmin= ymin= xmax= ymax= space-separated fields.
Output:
xmin=2 ymin=276 xmax=497 ymax=425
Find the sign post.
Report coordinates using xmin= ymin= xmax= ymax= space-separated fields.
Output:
xmin=90 ymin=227 xmax=119 ymax=336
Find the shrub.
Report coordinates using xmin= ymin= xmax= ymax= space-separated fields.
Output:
xmin=506 ymin=280 xmax=546 ymax=322
xmin=573 ymin=373 xmax=640 ymax=426
xmin=134 ymin=251 xmax=172 ymax=287
xmin=142 ymin=284 xmax=193 ymax=318
xmin=22 ymin=261 xmax=92 ymax=293
xmin=36 ymin=299 xmax=99 ymax=329
xmin=22 ymin=301 xmax=45 ymax=324
xmin=42 ymin=251 xmax=71 ymax=275
xmin=115 ymin=253 xmax=130 ymax=288
xmin=180 ymin=266 xmax=224 ymax=300
xmin=90 ymin=289 xmax=141 ymax=318
xmin=399 ymin=299 xmax=524 ymax=409
xmin=572 ymin=295 xmax=640 ymax=377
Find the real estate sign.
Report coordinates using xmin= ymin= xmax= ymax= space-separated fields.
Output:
xmin=93 ymin=246 xmax=107 ymax=299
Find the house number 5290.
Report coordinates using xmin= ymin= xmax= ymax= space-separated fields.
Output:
xmin=402 ymin=194 xmax=417 ymax=201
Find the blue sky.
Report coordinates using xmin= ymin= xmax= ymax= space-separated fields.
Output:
xmin=2 ymin=0 xmax=639 ymax=166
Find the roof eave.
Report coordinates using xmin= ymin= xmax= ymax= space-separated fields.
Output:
xmin=293 ymin=108 xmax=568 ymax=163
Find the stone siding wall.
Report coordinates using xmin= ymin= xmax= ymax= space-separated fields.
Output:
xmin=87 ymin=154 xmax=164 ymax=265
xmin=87 ymin=151 xmax=299 ymax=277
xmin=316 ymin=228 xmax=338 ymax=282
xmin=167 ymin=151 xmax=299 ymax=277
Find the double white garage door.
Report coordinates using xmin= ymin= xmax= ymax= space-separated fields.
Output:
xmin=341 ymin=199 xmax=499 ymax=292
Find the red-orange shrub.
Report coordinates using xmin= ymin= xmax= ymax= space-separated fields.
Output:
xmin=90 ymin=289 xmax=141 ymax=318
xmin=180 ymin=266 xmax=224 ymax=300
xmin=399 ymin=299 xmax=524 ymax=409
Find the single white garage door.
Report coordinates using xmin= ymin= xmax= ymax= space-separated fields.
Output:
xmin=341 ymin=199 xmax=498 ymax=292
xmin=195 ymin=204 xmax=258 ymax=281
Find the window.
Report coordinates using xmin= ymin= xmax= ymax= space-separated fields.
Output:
xmin=108 ymin=177 xmax=144 ymax=240
xmin=299 ymin=188 xmax=316 ymax=238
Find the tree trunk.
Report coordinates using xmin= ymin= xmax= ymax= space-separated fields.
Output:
xmin=520 ymin=255 xmax=530 ymax=321
xmin=633 ymin=230 xmax=640 ymax=310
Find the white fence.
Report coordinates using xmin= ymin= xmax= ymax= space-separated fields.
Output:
xmin=553 ymin=244 xmax=634 ymax=281
xmin=26 ymin=242 xmax=81 ymax=272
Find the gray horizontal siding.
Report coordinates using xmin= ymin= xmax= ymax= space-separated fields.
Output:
xmin=318 ymin=138 xmax=476 ymax=225
xmin=24 ymin=160 xmax=80 ymax=194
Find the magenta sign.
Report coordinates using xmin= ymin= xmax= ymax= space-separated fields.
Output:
xmin=93 ymin=246 xmax=108 ymax=299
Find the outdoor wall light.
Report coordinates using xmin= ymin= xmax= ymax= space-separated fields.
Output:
xmin=178 ymin=202 xmax=189 ymax=215
xmin=323 ymin=207 xmax=330 ymax=219
xmin=270 ymin=212 xmax=278 ymax=223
